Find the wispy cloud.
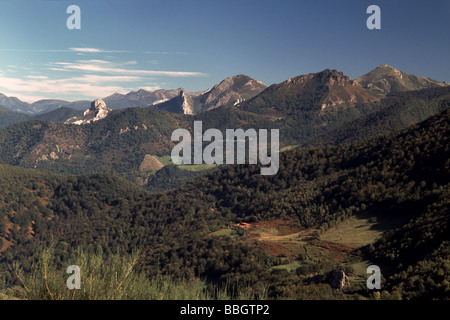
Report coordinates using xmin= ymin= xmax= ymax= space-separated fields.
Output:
xmin=25 ymin=75 xmax=49 ymax=80
xmin=48 ymin=59 xmax=207 ymax=77
xmin=0 ymin=47 xmax=189 ymax=55
xmin=144 ymin=51 xmax=189 ymax=55
xmin=0 ymin=47 xmax=132 ymax=54
xmin=68 ymin=47 xmax=133 ymax=54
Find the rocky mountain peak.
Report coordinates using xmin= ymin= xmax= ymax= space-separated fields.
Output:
xmin=151 ymin=75 xmax=266 ymax=114
xmin=267 ymin=69 xmax=378 ymax=112
xmin=282 ymin=69 xmax=353 ymax=89
xmin=105 ymin=92 xmax=125 ymax=100
xmin=198 ymin=74 xmax=267 ymax=110
xmin=377 ymin=64 xmax=393 ymax=69
xmin=322 ymin=69 xmax=354 ymax=87
xmin=356 ymin=65 xmax=447 ymax=95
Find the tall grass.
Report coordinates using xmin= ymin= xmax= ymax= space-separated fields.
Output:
xmin=8 ymin=246 xmax=268 ymax=300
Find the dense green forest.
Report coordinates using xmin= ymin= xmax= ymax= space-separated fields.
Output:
xmin=144 ymin=164 xmax=208 ymax=192
xmin=0 ymin=106 xmax=448 ymax=300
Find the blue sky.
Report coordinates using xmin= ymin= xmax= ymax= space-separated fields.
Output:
xmin=0 ymin=0 xmax=449 ymax=102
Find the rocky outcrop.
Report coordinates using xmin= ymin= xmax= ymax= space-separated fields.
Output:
xmin=304 ymin=269 xmax=350 ymax=290
xmin=181 ymin=91 xmax=194 ymax=115
xmin=326 ymin=270 xmax=350 ymax=289
xmin=65 ymin=99 xmax=111 ymax=125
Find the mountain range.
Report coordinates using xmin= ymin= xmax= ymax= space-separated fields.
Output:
xmin=238 ymin=69 xmax=380 ymax=117
xmin=0 ymin=94 xmax=89 ymax=115
xmin=0 ymin=66 xmax=448 ymax=190
xmin=103 ymin=88 xmax=185 ymax=110
xmin=0 ymin=65 xmax=446 ymax=118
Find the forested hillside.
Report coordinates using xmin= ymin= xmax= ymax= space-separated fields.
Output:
xmin=1 ymin=107 xmax=448 ymax=299
xmin=0 ymin=84 xmax=448 ymax=194
xmin=0 ymin=105 xmax=31 ymax=129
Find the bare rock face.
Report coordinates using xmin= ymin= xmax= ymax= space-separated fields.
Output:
xmin=181 ymin=90 xmax=194 ymax=115
xmin=86 ymin=99 xmax=107 ymax=113
xmin=65 ymin=99 xmax=111 ymax=125
xmin=327 ymin=270 xmax=350 ymax=289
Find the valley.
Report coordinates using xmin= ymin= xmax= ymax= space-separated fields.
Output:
xmin=0 ymin=66 xmax=448 ymax=301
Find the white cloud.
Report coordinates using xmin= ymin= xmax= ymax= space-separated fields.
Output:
xmin=144 ymin=51 xmax=189 ymax=55
xmin=25 ymin=75 xmax=49 ymax=80
xmin=140 ymin=86 xmax=163 ymax=91
xmin=68 ymin=47 xmax=133 ymax=53
xmin=69 ymin=48 xmax=102 ymax=53
xmin=49 ymin=59 xmax=206 ymax=77
xmin=75 ymin=74 xmax=142 ymax=82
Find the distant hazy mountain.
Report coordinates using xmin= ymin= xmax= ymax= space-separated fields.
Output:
xmin=355 ymin=65 xmax=448 ymax=95
xmin=103 ymin=89 xmax=184 ymax=110
xmin=0 ymin=89 xmax=183 ymax=115
xmin=152 ymin=74 xmax=267 ymax=114
xmin=0 ymin=93 xmax=31 ymax=114
xmin=0 ymin=105 xmax=31 ymax=128
xmin=31 ymin=99 xmax=90 ymax=114
xmin=33 ymin=107 xmax=84 ymax=123
xmin=0 ymin=94 xmax=89 ymax=115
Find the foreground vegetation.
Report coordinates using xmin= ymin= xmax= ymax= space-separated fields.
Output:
xmin=2 ymin=246 xmax=266 ymax=300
